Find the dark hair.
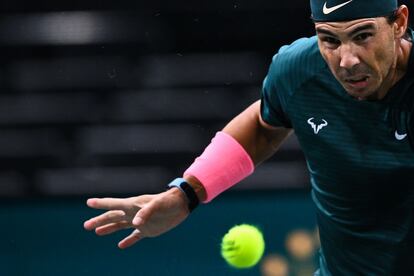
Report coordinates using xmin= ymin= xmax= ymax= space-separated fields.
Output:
xmin=386 ymin=10 xmax=399 ymax=24
xmin=386 ymin=9 xmax=412 ymax=41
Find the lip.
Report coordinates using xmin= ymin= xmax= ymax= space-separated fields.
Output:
xmin=344 ymin=76 xmax=370 ymax=89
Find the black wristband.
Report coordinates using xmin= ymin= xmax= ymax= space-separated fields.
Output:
xmin=167 ymin=178 xmax=199 ymax=212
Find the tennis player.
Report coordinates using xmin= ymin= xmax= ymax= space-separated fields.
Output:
xmin=84 ymin=0 xmax=414 ymax=274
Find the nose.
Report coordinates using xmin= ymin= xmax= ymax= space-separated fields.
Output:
xmin=339 ymin=44 xmax=360 ymax=69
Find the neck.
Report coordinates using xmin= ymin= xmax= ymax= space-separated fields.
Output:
xmin=395 ymin=37 xmax=412 ymax=77
xmin=374 ymin=38 xmax=412 ymax=100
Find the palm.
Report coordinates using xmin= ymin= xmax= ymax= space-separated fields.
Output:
xmin=84 ymin=190 xmax=189 ymax=248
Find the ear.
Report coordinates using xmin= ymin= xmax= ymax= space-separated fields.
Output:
xmin=394 ymin=5 xmax=409 ymax=39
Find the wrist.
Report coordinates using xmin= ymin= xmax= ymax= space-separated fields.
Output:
xmin=183 ymin=175 xmax=207 ymax=202
xmin=167 ymin=178 xmax=200 ymax=212
xmin=167 ymin=186 xmax=188 ymax=207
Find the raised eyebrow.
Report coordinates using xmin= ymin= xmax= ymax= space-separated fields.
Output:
xmin=348 ymin=24 xmax=377 ymax=37
xmin=316 ymin=23 xmax=377 ymax=38
xmin=315 ymin=28 xmax=337 ymax=37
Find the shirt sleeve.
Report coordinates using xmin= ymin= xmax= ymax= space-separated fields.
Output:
xmin=260 ymin=54 xmax=292 ymax=128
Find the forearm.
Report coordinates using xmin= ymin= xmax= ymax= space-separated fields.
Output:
xmin=184 ymin=100 xmax=292 ymax=202
xmin=222 ymin=100 xmax=292 ymax=166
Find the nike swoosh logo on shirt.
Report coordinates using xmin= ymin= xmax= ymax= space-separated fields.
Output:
xmin=395 ymin=130 xmax=408 ymax=141
xmin=323 ymin=0 xmax=353 ymax=15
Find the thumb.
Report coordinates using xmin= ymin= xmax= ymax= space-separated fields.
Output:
xmin=132 ymin=202 xmax=156 ymax=226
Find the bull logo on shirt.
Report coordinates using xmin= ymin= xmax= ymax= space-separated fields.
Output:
xmin=307 ymin=117 xmax=328 ymax=134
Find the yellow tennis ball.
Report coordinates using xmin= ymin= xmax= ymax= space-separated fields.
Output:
xmin=221 ymin=224 xmax=265 ymax=269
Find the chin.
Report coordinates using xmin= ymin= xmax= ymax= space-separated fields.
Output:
xmin=342 ymin=81 xmax=379 ymax=100
xmin=346 ymin=89 xmax=378 ymax=101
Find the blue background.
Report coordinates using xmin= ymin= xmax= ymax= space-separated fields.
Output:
xmin=0 ymin=191 xmax=316 ymax=276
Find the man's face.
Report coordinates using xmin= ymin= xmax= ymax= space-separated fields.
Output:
xmin=315 ymin=17 xmax=397 ymax=100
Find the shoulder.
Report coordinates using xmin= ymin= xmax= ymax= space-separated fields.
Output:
xmin=274 ymin=36 xmax=320 ymax=64
xmin=266 ymin=36 xmax=326 ymax=91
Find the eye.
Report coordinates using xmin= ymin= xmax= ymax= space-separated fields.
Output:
xmin=354 ymin=32 xmax=373 ymax=42
xmin=320 ymin=36 xmax=340 ymax=48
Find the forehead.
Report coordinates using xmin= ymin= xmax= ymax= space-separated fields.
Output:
xmin=314 ymin=17 xmax=386 ymax=34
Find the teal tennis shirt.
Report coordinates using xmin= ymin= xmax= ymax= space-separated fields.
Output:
xmin=261 ymin=30 xmax=414 ymax=275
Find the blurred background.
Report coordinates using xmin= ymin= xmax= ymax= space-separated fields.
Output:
xmin=0 ymin=0 xmax=412 ymax=275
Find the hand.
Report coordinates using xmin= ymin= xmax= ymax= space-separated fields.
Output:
xmin=83 ymin=188 xmax=189 ymax=249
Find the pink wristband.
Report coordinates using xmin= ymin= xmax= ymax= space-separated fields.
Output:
xmin=183 ymin=131 xmax=255 ymax=203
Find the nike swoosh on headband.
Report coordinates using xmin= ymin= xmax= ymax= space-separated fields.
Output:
xmin=395 ymin=130 xmax=408 ymax=141
xmin=323 ymin=0 xmax=353 ymax=15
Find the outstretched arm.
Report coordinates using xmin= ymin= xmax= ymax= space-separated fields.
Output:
xmin=84 ymin=100 xmax=292 ymax=248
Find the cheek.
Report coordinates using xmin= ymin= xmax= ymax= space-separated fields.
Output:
xmin=371 ymin=38 xmax=396 ymax=73
xmin=321 ymin=51 xmax=340 ymax=73
xmin=368 ymin=49 xmax=393 ymax=79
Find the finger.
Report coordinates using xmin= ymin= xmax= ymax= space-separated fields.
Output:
xmin=84 ymin=210 xmax=126 ymax=230
xmin=86 ymin=197 xmax=131 ymax=211
xmin=132 ymin=201 xmax=157 ymax=226
xmin=95 ymin=221 xmax=130 ymax=236
xmin=118 ymin=229 xmax=143 ymax=249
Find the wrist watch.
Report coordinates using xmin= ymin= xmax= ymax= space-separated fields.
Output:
xmin=167 ymin=178 xmax=199 ymax=212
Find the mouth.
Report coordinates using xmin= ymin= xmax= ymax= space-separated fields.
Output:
xmin=344 ymin=76 xmax=370 ymax=89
